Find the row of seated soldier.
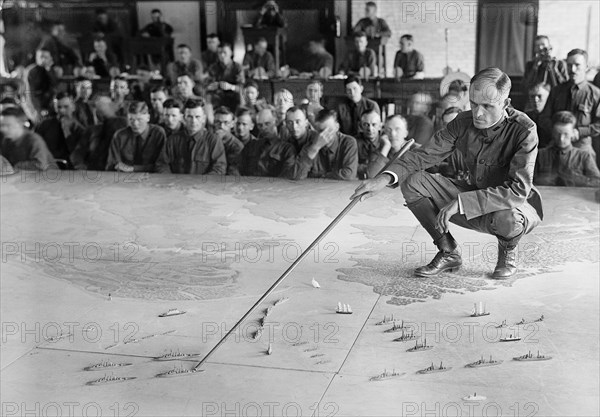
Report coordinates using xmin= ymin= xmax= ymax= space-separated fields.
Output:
xmin=1 ymin=0 xmax=599 ymax=188
xmin=2 ymin=52 xmax=599 ymax=188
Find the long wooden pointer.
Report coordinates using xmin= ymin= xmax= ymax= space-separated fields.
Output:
xmin=193 ymin=138 xmax=415 ymax=371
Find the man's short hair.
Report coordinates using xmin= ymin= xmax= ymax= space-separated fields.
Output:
xmin=400 ymin=34 xmax=414 ymax=42
xmin=448 ymin=80 xmax=468 ymax=93
xmin=55 ymin=91 xmax=74 ymax=101
xmin=177 ymin=44 xmax=191 ymax=51
xmin=127 ymin=101 xmax=149 ymax=114
xmin=184 ymin=98 xmax=205 ymax=110
xmin=344 ymin=74 xmax=363 ymax=87
xmin=534 ymin=35 xmax=550 ymax=43
xmin=258 ymin=105 xmax=277 ymax=120
xmin=163 ymin=98 xmax=183 ymax=110
xmin=243 ymin=80 xmax=259 ymax=90
xmin=529 ymin=82 xmax=551 ymax=93
xmin=286 ymin=106 xmax=307 ymax=117
xmin=442 ymin=107 xmax=462 ymax=118
xmin=219 ymin=42 xmax=233 ymax=51
xmin=470 ymin=67 xmax=511 ymax=97
xmin=307 ymin=80 xmax=323 ymax=89
xmin=177 ymin=73 xmax=194 ymax=83
xmin=353 ymin=31 xmax=367 ymax=39
xmin=552 ymin=111 xmax=577 ymax=127
xmin=151 ymin=85 xmax=169 ymax=94
xmin=235 ymin=106 xmax=255 ymax=119
xmin=207 ymin=33 xmax=219 ymax=40
xmin=214 ymin=106 xmax=233 ymax=117
xmin=1 ymin=106 xmax=27 ymax=122
xmin=112 ymin=75 xmax=129 ymax=84
xmin=315 ymin=109 xmax=338 ymax=124
xmin=151 ymin=8 xmax=161 ymax=14
xmin=360 ymin=108 xmax=379 ymax=119
xmin=386 ymin=114 xmax=407 ymax=126
xmin=366 ymin=1 xmax=377 ymax=8
xmin=567 ymin=48 xmax=588 ymax=62
xmin=36 ymin=47 xmax=52 ymax=55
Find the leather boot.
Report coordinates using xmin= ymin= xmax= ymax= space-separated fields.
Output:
xmin=492 ymin=238 xmax=518 ymax=279
xmin=414 ymin=233 xmax=462 ymax=277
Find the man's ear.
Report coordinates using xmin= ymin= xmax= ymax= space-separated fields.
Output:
xmin=503 ymin=97 xmax=512 ymax=110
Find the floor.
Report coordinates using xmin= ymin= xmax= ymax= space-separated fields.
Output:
xmin=1 ymin=172 xmax=598 ymax=416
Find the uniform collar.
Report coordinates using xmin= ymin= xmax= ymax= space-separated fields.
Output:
xmin=481 ymin=111 xmax=508 ymax=142
xmin=324 ymin=132 xmax=340 ymax=154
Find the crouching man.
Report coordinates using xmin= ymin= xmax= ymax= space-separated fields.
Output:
xmin=351 ymin=68 xmax=543 ymax=279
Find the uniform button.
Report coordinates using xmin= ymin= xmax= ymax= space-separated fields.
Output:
xmin=479 ymin=159 xmax=485 ymax=164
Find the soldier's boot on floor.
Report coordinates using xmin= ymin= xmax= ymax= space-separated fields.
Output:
xmin=414 ymin=233 xmax=462 ymax=277
xmin=492 ymin=238 xmax=518 ymax=279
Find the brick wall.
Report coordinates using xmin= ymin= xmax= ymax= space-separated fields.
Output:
xmin=351 ymin=0 xmax=478 ymax=77
xmin=351 ymin=0 xmax=599 ymax=78
xmin=538 ymin=0 xmax=599 ymax=68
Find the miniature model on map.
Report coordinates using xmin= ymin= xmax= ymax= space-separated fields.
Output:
xmin=465 ymin=355 xmax=502 ymax=368
xmin=513 ymin=350 xmax=552 ymax=361
xmin=417 ymin=361 xmax=451 ymax=374
xmin=470 ymin=302 xmax=490 ymax=317
xmin=407 ymin=338 xmax=433 ymax=352
xmin=336 ymin=302 xmax=353 ymax=314
xmin=86 ymin=374 xmax=136 ymax=385
xmin=154 ymin=350 xmax=200 ymax=361
xmin=159 ymin=308 xmax=187 ymax=317
xmin=84 ymin=360 xmax=133 ymax=371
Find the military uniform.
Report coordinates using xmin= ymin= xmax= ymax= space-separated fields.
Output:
xmin=383 ymin=108 xmax=543 ymax=278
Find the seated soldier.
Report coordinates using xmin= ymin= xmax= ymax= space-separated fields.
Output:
xmin=24 ymin=48 xmax=57 ymax=120
xmin=105 ymin=101 xmax=169 ymax=173
xmin=274 ymin=89 xmax=295 ymax=130
xmin=525 ymin=83 xmax=551 ymax=148
xmin=206 ymin=43 xmax=245 ymax=110
xmin=166 ymin=44 xmax=204 ymax=87
xmin=241 ymin=80 xmax=269 ymax=113
xmin=73 ymin=77 xmax=95 ymax=128
xmin=535 ymin=111 xmax=600 ymax=187
xmin=285 ymin=106 xmax=319 ymax=154
xmin=35 ymin=91 xmax=85 ymax=168
xmin=71 ymin=95 xmax=127 ymax=170
xmin=339 ymin=31 xmax=377 ymax=78
xmin=337 ymin=75 xmax=380 ymax=137
xmin=291 ymin=109 xmax=358 ymax=180
xmin=304 ymin=39 xmax=334 ymax=78
xmin=394 ymin=34 xmax=425 ymax=80
xmin=202 ymin=33 xmax=220 ymax=70
xmin=353 ymin=2 xmax=392 ymax=39
xmin=161 ymin=99 xmax=184 ymax=137
xmin=0 ymin=107 xmax=57 ymax=170
xmin=165 ymin=98 xmax=226 ymax=175
xmin=235 ymin=107 xmax=257 ymax=146
xmin=88 ymin=35 xmax=120 ymax=78
xmin=356 ymin=108 xmax=382 ymax=179
xmin=303 ymin=81 xmax=324 ymax=126
xmin=540 ymin=49 xmax=600 ymax=163
xmin=213 ymin=106 xmax=244 ymax=175
xmin=243 ymin=37 xmax=276 ymax=80
xmin=110 ymin=76 xmax=132 ymax=117
xmin=173 ymin=74 xmax=203 ymax=103
xmin=239 ymin=106 xmax=296 ymax=177
xmin=149 ymin=85 xmax=169 ymax=125
xmin=255 ymin=0 xmax=286 ymax=28
xmin=366 ymin=114 xmax=410 ymax=178
xmin=405 ymin=92 xmax=434 ymax=147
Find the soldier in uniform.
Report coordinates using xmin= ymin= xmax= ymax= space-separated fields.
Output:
xmin=352 ymin=68 xmax=543 ymax=279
